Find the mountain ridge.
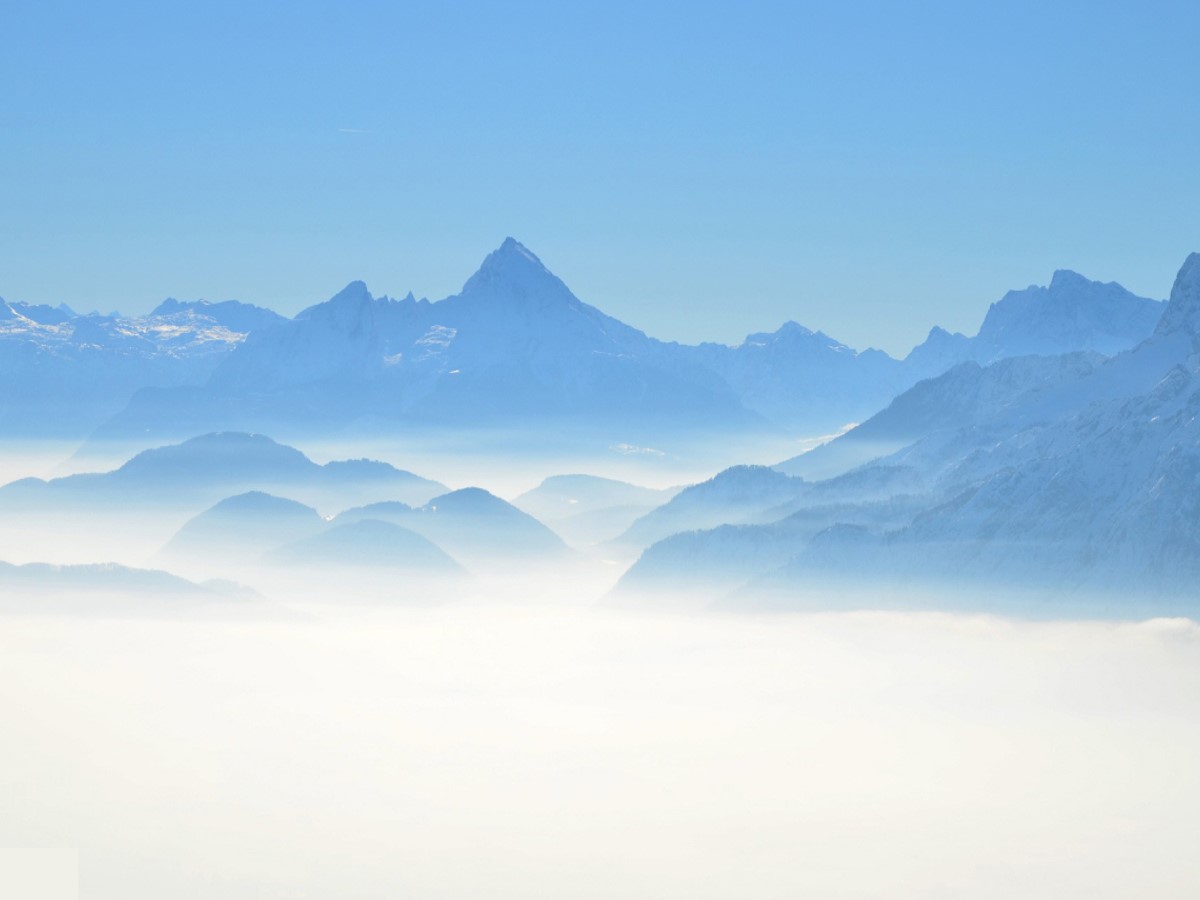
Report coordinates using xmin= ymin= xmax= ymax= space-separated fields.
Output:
xmin=621 ymin=250 xmax=1200 ymax=608
xmin=2 ymin=239 xmax=1167 ymax=442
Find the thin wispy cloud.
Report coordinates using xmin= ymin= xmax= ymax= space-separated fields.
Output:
xmin=336 ymin=127 xmax=371 ymax=134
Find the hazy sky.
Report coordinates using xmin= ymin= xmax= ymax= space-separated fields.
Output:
xmin=3 ymin=0 xmax=1198 ymax=355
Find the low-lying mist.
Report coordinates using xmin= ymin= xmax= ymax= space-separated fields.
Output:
xmin=3 ymin=437 xmax=1199 ymax=898
xmin=3 ymin=593 xmax=1198 ymax=899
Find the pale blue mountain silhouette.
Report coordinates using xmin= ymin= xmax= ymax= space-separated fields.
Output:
xmin=336 ymin=487 xmax=568 ymax=567
xmin=265 ymin=519 xmax=463 ymax=572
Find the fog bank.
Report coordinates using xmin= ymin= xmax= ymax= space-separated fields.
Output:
xmin=2 ymin=601 xmax=1198 ymax=899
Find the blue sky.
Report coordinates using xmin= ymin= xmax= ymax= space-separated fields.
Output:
xmin=3 ymin=0 xmax=1197 ymax=355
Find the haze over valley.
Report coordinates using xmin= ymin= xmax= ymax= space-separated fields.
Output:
xmin=4 ymin=236 xmax=1200 ymax=900
xmin=7 ymin=1 xmax=1200 ymax=894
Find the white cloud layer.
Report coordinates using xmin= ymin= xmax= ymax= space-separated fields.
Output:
xmin=2 ymin=600 xmax=1197 ymax=899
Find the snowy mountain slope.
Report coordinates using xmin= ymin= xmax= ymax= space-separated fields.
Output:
xmin=98 ymin=240 xmax=763 ymax=441
xmin=0 ymin=298 xmax=287 ymax=437
xmin=671 ymin=266 xmax=1159 ymax=434
xmin=94 ymin=243 xmax=1168 ymax=444
xmin=972 ymin=270 xmax=1164 ymax=358
xmin=776 ymin=352 xmax=1105 ymax=479
xmin=902 ymin=270 xmax=1163 ymax=377
xmin=149 ymin=298 xmax=288 ymax=334
xmin=614 ymin=466 xmax=809 ymax=549
xmin=753 ymin=252 xmax=1200 ymax=603
xmin=0 ymin=300 xmax=75 ymax=325
xmin=4 ymin=242 xmax=1167 ymax=443
xmin=612 ymin=252 xmax=1199 ymax=607
xmin=761 ymin=369 xmax=1200 ymax=601
xmin=780 ymin=271 xmax=1166 ymax=479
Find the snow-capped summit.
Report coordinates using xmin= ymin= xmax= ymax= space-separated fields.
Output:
xmin=137 ymin=237 xmax=756 ymax=437
xmin=900 ymin=268 xmax=1165 ymax=381
xmin=743 ymin=321 xmax=825 ymax=347
xmin=1154 ymin=252 xmax=1200 ymax=338
xmin=0 ymin=293 xmax=285 ymax=438
xmin=150 ymin=297 xmax=286 ymax=333
xmin=8 ymin=241 xmax=1188 ymax=445
xmin=1 ymin=300 xmax=74 ymax=325
xmin=971 ymin=269 xmax=1164 ymax=359
xmin=456 ymin=237 xmax=579 ymax=312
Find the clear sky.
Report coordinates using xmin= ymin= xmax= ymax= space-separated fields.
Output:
xmin=3 ymin=0 xmax=1198 ymax=355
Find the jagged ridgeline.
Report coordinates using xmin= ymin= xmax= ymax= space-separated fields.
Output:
xmin=615 ymin=252 xmax=1200 ymax=611
xmin=3 ymin=243 xmax=1197 ymax=613
xmin=1 ymin=238 xmax=1165 ymax=444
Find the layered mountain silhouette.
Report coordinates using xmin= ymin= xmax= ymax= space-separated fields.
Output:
xmin=157 ymin=489 xmax=480 ymax=579
xmin=512 ymin=474 xmax=682 ymax=545
xmin=776 ymin=352 xmax=1106 ymax=479
xmin=161 ymin=485 xmax=569 ymax=576
xmin=336 ymin=487 xmax=568 ymax=570
xmin=94 ymin=239 xmax=758 ymax=441
xmin=156 ymin=491 xmax=329 ymax=569
xmin=904 ymin=270 xmax=1164 ymax=374
xmin=0 ymin=560 xmax=254 ymax=605
xmin=264 ymin=519 xmax=464 ymax=573
xmin=1 ymin=238 xmax=1160 ymax=443
xmin=618 ymin=252 xmax=1200 ymax=608
xmin=1 ymin=244 xmax=1195 ymax=612
xmin=0 ymin=432 xmax=444 ymax=510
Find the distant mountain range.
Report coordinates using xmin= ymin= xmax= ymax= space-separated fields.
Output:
xmin=0 ymin=430 xmax=580 ymax=588
xmin=616 ymin=252 xmax=1200 ymax=610
xmin=0 ymin=431 xmax=444 ymax=513
xmin=2 ymin=239 xmax=1166 ymax=441
xmin=0 ymin=560 xmax=255 ymax=607
xmin=512 ymin=474 xmax=682 ymax=546
xmin=1 ymin=248 xmax=1196 ymax=611
xmin=158 ymin=482 xmax=570 ymax=578
xmin=0 ymin=295 xmax=285 ymax=436
xmin=0 ymin=432 xmax=450 ymax=569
